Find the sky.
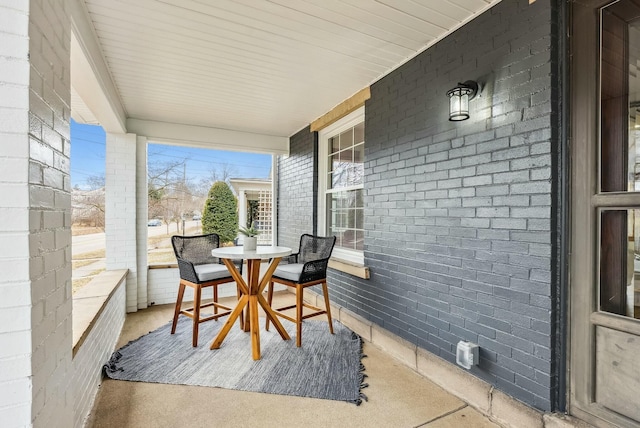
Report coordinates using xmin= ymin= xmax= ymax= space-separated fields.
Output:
xmin=70 ymin=119 xmax=273 ymax=190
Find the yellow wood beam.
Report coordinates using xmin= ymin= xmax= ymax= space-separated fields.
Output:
xmin=310 ymin=87 xmax=371 ymax=132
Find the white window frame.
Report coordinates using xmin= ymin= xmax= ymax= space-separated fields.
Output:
xmin=318 ymin=106 xmax=365 ymax=265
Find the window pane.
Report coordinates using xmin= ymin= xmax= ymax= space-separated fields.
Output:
xmin=355 ymin=207 xmax=363 ymax=229
xmin=330 ymin=136 xmax=340 ymax=154
xmin=329 ymin=147 xmax=364 ymax=189
xmin=600 ymin=209 xmax=640 ymax=319
xmin=331 ymin=149 xmax=353 ymax=189
xmin=355 ymin=188 xmax=364 ymax=208
xmin=354 ymin=142 xmax=364 ymax=162
xmin=355 ymin=230 xmax=364 ymax=251
xmin=600 ymin=9 xmax=640 ymax=192
xmin=332 ymin=163 xmax=346 ymax=189
xmin=338 ymin=209 xmax=346 ymax=228
xmin=329 ymin=152 xmax=339 ymax=173
xmin=339 ymin=128 xmax=353 ymax=150
xmin=346 ymin=207 xmax=356 ymax=229
xmin=354 ymin=122 xmax=364 ymax=144
xmin=352 ymin=145 xmax=364 ymax=187
xmin=327 ymin=190 xmax=365 ymax=253
xmin=342 ymin=229 xmax=356 ymax=250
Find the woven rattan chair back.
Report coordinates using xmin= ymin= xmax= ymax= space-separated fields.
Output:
xmin=171 ymin=233 xmax=221 ymax=267
xmin=298 ymin=234 xmax=335 ymax=264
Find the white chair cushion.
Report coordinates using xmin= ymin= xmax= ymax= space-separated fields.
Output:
xmin=273 ymin=263 xmax=304 ymax=282
xmin=194 ymin=263 xmax=232 ymax=282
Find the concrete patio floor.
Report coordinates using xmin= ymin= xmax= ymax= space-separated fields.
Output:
xmin=86 ymin=291 xmax=501 ymax=428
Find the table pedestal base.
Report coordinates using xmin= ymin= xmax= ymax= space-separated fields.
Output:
xmin=210 ymin=257 xmax=290 ymax=360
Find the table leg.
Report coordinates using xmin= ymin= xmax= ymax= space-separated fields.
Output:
xmin=243 ymin=260 xmax=261 ymax=332
xmin=249 ymin=294 xmax=261 ymax=359
xmin=219 ymin=258 xmax=248 ymax=331
xmin=258 ymin=293 xmax=290 ymax=340
xmin=220 ymin=258 xmax=249 ymax=295
xmin=246 ymin=259 xmax=261 ymax=359
xmin=255 ymin=257 xmax=290 ymax=341
xmin=210 ymin=294 xmax=249 ymax=350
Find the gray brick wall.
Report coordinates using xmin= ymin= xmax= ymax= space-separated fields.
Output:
xmin=277 ymin=0 xmax=559 ymax=412
xmin=277 ymin=126 xmax=316 ymax=250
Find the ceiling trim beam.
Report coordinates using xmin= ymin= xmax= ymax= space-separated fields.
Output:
xmin=70 ymin=0 xmax=126 ymax=133
xmin=126 ymin=119 xmax=290 ymax=155
xmin=310 ymin=87 xmax=371 ymax=132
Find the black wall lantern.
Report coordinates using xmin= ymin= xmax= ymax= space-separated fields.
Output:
xmin=446 ymin=80 xmax=478 ymax=121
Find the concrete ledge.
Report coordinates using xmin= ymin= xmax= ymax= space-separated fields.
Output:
xmin=302 ymin=289 xmax=594 ymax=428
xmin=371 ymin=325 xmax=417 ymax=369
xmin=72 ymin=269 xmax=128 ymax=357
xmin=492 ymin=388 xmax=544 ymax=428
xmin=337 ymin=307 xmax=372 ymax=341
xmin=416 ymin=347 xmax=491 ymax=414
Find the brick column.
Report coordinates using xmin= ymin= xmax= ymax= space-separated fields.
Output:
xmin=0 ymin=0 xmax=73 ymax=426
xmin=105 ymin=133 xmax=139 ymax=312
xmin=136 ymin=136 xmax=148 ymax=309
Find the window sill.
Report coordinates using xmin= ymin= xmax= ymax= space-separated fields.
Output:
xmin=328 ymin=258 xmax=370 ymax=279
xmin=72 ymin=269 xmax=128 ymax=357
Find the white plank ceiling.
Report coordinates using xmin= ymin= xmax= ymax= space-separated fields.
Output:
xmin=74 ymin=0 xmax=499 ymax=138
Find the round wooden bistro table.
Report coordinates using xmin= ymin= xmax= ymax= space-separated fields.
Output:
xmin=210 ymin=245 xmax=292 ymax=360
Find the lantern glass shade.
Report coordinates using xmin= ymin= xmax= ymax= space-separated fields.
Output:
xmin=446 ymin=81 xmax=478 ymax=121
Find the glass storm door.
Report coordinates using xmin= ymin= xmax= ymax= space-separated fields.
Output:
xmin=571 ymin=1 xmax=640 ymax=427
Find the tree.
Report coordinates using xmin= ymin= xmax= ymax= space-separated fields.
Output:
xmin=148 ymin=158 xmax=184 ymax=230
xmin=72 ymin=173 xmax=105 ymax=229
xmin=206 ymin=162 xmax=236 ymax=184
xmin=202 ymin=181 xmax=238 ymax=243
xmin=195 ymin=162 xmax=237 ymax=198
xmin=147 ymin=158 xmax=200 ymax=234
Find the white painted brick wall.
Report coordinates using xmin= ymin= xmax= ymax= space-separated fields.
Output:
xmin=105 ymin=133 xmax=139 ymax=312
xmin=0 ymin=5 xmax=32 ymax=423
xmin=0 ymin=0 xmax=73 ymax=426
xmin=147 ymin=268 xmax=240 ymax=306
xmin=147 ymin=268 xmax=179 ymax=305
xmin=71 ymin=280 xmax=126 ymax=428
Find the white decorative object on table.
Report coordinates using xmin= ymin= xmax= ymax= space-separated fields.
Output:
xmin=243 ymin=236 xmax=257 ymax=251
xmin=239 ymin=221 xmax=260 ymax=251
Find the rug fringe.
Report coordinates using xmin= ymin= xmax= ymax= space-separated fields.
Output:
xmin=102 ymin=351 xmax=124 ymax=376
xmin=352 ymin=332 xmax=369 ymax=406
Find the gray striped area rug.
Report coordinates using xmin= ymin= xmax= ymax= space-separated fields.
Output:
xmin=103 ymin=319 xmax=368 ymax=405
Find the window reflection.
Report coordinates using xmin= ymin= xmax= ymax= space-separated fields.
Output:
xmin=600 ymin=209 xmax=640 ymax=319
xmin=328 ymin=132 xmax=364 ymax=189
xmin=327 ymin=189 xmax=364 ymax=252
xmin=601 ymin=14 xmax=640 ymax=192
